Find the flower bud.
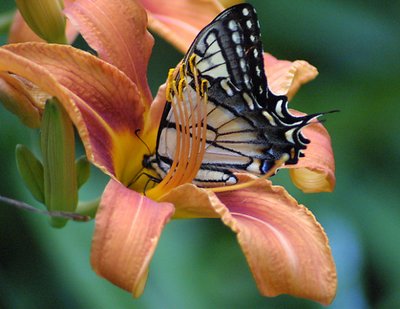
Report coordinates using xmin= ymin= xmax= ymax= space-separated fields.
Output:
xmin=75 ymin=155 xmax=90 ymax=189
xmin=41 ymin=97 xmax=77 ymax=227
xmin=15 ymin=0 xmax=67 ymax=43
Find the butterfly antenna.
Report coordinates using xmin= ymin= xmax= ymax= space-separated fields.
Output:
xmin=135 ymin=129 xmax=152 ymax=155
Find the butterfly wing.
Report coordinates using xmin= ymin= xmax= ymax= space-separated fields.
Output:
xmin=186 ymin=4 xmax=268 ymax=105
xmin=147 ymin=4 xmax=317 ymax=187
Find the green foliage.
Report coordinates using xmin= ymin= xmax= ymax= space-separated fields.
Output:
xmin=15 ymin=144 xmax=45 ymax=203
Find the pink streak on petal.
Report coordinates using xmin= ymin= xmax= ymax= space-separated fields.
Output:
xmin=65 ymin=0 xmax=154 ymax=105
xmin=215 ymin=176 xmax=337 ymax=305
xmin=140 ymin=0 xmax=224 ymax=53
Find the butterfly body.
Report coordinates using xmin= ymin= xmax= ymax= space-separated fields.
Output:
xmin=143 ymin=4 xmax=316 ymax=187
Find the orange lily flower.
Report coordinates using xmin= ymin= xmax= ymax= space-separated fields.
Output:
xmin=0 ymin=0 xmax=336 ymax=304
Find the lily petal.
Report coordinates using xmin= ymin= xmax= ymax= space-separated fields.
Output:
xmin=141 ymin=83 xmax=167 ymax=155
xmin=216 ymin=176 xmax=337 ymax=305
xmin=141 ymin=0 xmax=224 ymax=53
xmin=64 ymin=0 xmax=154 ymax=105
xmin=0 ymin=43 xmax=145 ymax=181
xmin=160 ymin=183 xmax=220 ymax=219
xmin=287 ymin=110 xmax=336 ymax=193
xmin=264 ymin=53 xmax=318 ymax=100
xmin=145 ymin=83 xmax=166 ymax=135
xmin=162 ymin=177 xmax=336 ymax=304
xmin=91 ymin=179 xmax=174 ymax=297
xmin=8 ymin=11 xmax=44 ymax=43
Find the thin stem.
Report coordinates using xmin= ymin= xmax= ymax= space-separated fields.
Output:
xmin=0 ymin=195 xmax=90 ymax=222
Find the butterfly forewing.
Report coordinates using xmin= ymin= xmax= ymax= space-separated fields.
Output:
xmin=186 ymin=4 xmax=268 ymax=105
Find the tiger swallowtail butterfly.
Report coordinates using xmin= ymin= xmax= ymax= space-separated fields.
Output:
xmin=143 ymin=3 xmax=319 ymax=187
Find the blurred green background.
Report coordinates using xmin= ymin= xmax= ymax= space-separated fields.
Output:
xmin=1 ymin=0 xmax=399 ymax=308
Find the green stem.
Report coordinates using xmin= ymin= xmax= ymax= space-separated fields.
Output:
xmin=0 ymin=195 xmax=90 ymax=222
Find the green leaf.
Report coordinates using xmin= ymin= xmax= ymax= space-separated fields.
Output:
xmin=15 ymin=144 xmax=45 ymax=203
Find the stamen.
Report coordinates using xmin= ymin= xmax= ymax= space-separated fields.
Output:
xmin=168 ymin=78 xmax=191 ymax=187
xmin=147 ymin=58 xmax=209 ymax=199
xmin=147 ymin=54 xmax=289 ymax=199
xmin=182 ymin=55 xmax=208 ymax=181
xmin=209 ymin=154 xmax=289 ymax=193
xmin=154 ymin=82 xmax=185 ymax=191
xmin=165 ymin=68 xmax=175 ymax=102
xmin=181 ymin=77 xmax=207 ymax=183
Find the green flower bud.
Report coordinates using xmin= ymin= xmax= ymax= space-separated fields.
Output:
xmin=41 ymin=97 xmax=77 ymax=227
xmin=16 ymin=0 xmax=67 ymax=43
xmin=75 ymin=155 xmax=90 ymax=189
xmin=15 ymin=144 xmax=45 ymax=203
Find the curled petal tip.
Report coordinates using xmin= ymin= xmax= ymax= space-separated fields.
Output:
xmin=288 ymin=118 xmax=336 ymax=193
xmin=286 ymin=60 xmax=319 ymax=100
xmin=264 ymin=53 xmax=318 ymax=100
xmin=290 ymin=167 xmax=335 ymax=193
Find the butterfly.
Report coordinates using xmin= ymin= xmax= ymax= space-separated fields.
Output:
xmin=143 ymin=3 xmax=319 ymax=187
